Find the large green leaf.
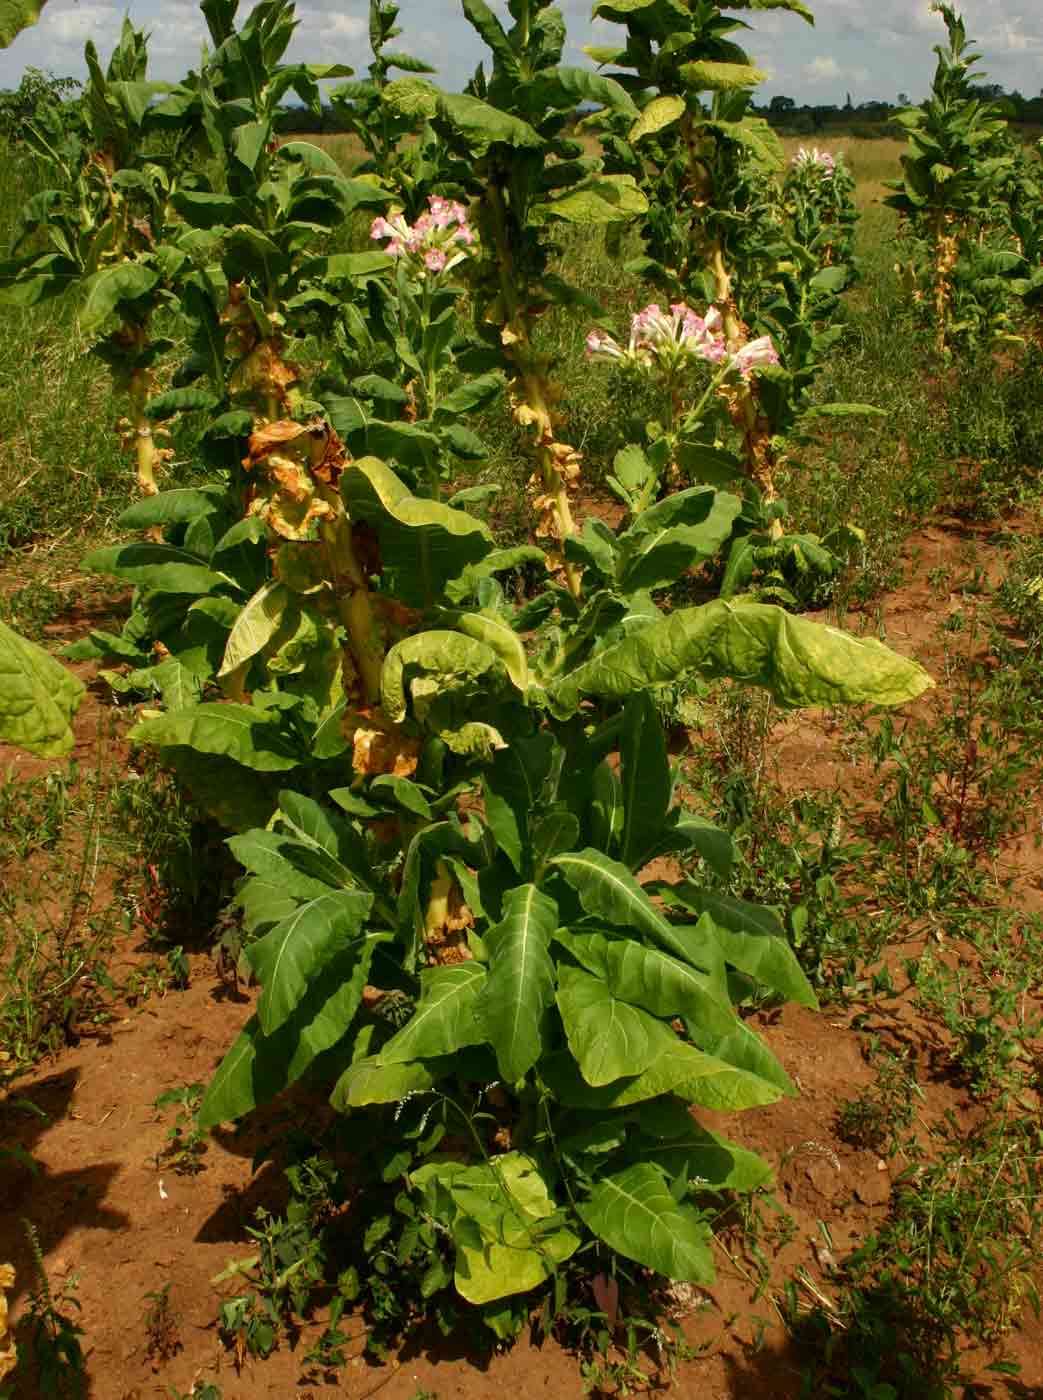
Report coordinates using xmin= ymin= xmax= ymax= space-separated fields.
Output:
xmin=680 ymin=60 xmax=767 ymax=92
xmin=671 ymin=887 xmax=817 ymax=1008
xmin=545 ymin=1034 xmax=785 ymax=1111
xmin=688 ymin=1019 xmax=795 ymax=1098
xmin=551 ymin=849 xmax=708 ymax=968
xmin=438 ymin=91 xmax=543 ymax=153
xmin=218 ymin=581 xmax=292 ymax=678
xmin=381 ymin=630 xmax=504 ymax=726
xmin=555 ymin=929 xmax=735 ymax=1039
xmin=578 ymin=1163 xmax=714 ymax=1283
xmin=342 ymin=457 xmax=492 ymax=607
xmin=0 ymin=621 xmax=84 ymax=757
xmin=538 ymin=174 xmax=648 ymax=225
xmin=381 ymin=962 xmax=487 ymax=1063
xmin=632 ymin=1105 xmax=774 ymax=1191
xmin=481 ymin=739 xmax=551 ymax=876
xmin=0 ymin=0 xmax=49 ymax=46
xmin=80 ymin=262 xmax=160 ymax=332
xmin=198 ymin=936 xmax=379 ymax=1127
xmin=460 ymin=0 xmax=516 ymax=68
xmin=247 ymin=890 xmax=373 ymax=1035
xmin=228 ymin=829 xmax=332 ymax=900
xmin=117 ymin=488 xmax=225 ymax=530
xmin=84 ymin=542 xmax=227 ymax=596
xmin=549 ymin=599 xmax=932 ymax=714
xmin=478 ymin=885 xmax=558 ymax=1083
xmin=158 ymin=747 xmax=278 ymax=832
xmin=616 ymin=499 xmax=742 ymax=593
xmin=526 ymin=66 xmax=638 ymax=117
xmin=413 ymin=1152 xmax=581 ymax=1305
xmin=130 ymin=703 xmax=301 ymax=771
xmin=557 ymin=966 xmax=672 ymax=1086
xmin=731 ymin=0 xmax=814 ymax=22
xmin=332 ymin=1054 xmax=440 ymax=1108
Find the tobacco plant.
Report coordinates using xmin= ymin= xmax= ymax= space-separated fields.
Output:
xmin=587 ymin=0 xmax=868 ymax=598
xmin=0 ymin=0 xmax=939 ymax=1352
xmin=0 ymin=19 xmax=198 ymax=494
xmin=885 ymin=5 xmax=1023 ymax=355
xmin=329 ymin=0 xmax=451 ymax=220
xmin=374 ymin=0 xmax=651 ymax=593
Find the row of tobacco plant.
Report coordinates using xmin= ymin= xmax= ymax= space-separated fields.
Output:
xmin=887 ymin=3 xmax=1043 ymax=355
xmin=0 ymin=0 xmax=940 ymax=1356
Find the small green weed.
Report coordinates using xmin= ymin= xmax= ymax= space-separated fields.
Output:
xmin=2 ymin=1222 xmax=86 ymax=1400
xmin=836 ymin=1045 xmax=921 ymax=1156
xmin=154 ymin=1083 xmax=208 ymax=1176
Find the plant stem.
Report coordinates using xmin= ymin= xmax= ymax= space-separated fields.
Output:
xmin=319 ymin=497 xmax=385 ymax=706
xmin=683 ymin=118 xmax=783 ymax=533
xmin=484 ymin=179 xmax=582 ymax=599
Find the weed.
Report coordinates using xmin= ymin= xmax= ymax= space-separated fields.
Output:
xmin=0 ymin=581 xmax=67 ymax=640
xmin=143 ymin=1282 xmax=183 ymax=1368
xmin=836 ymin=1046 xmax=921 ymax=1156
xmin=905 ymin=913 xmax=1043 ymax=1100
xmin=787 ymin=1108 xmax=1043 ymax=1398
xmin=154 ymin=1084 xmax=208 ymax=1176
xmin=0 ymin=768 xmax=72 ymax=864
xmin=6 ymin=1222 xmax=87 ymax=1400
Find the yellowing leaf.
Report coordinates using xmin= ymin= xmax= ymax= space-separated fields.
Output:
xmin=630 ymin=95 xmax=685 ymax=143
xmin=0 ymin=620 xmax=84 ymax=757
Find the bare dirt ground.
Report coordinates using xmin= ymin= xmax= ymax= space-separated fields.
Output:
xmin=3 ymin=513 xmax=1043 ymax=1400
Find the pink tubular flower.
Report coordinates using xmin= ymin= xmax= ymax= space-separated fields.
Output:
xmin=731 ymin=335 xmax=781 ymax=378
xmin=585 ymin=329 xmax=625 ymax=362
xmin=369 ymin=195 xmax=477 ymax=278
xmin=792 ymin=145 xmax=836 ymax=176
xmin=585 ymin=300 xmax=730 ymax=376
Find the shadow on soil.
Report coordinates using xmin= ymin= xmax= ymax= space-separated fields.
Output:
xmin=720 ymin=1343 xmax=806 ymax=1399
xmin=0 ymin=1068 xmax=130 ymax=1312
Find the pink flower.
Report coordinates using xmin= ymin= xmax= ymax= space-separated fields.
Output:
xmin=424 ymin=248 xmax=448 ymax=273
xmin=370 ymin=216 xmax=394 ymax=240
xmin=731 ymin=336 xmax=780 ymax=377
xmin=585 ymin=329 xmax=624 ymax=361
xmin=793 ymin=146 xmax=836 ymax=176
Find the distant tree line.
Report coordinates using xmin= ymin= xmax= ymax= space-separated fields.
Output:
xmin=758 ymin=85 xmax=1043 ymax=140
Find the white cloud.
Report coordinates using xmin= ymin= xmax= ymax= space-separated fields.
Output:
xmin=40 ymin=1 xmax=121 ymax=47
xmin=804 ymin=55 xmax=840 ymax=83
xmin=802 ymin=55 xmax=869 ymax=86
xmin=1 ymin=0 xmax=1041 ymax=102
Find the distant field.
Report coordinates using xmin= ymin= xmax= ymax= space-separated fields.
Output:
xmin=304 ymin=130 xmax=907 ymax=206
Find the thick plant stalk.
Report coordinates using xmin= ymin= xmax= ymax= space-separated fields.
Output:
xmin=127 ymin=365 xmax=158 ymax=495
xmin=485 ymin=183 xmax=582 ymax=599
xmin=932 ymin=213 xmax=959 ymax=357
xmin=319 ymin=502 xmax=385 ymax=706
xmin=687 ymin=123 xmax=783 ymax=539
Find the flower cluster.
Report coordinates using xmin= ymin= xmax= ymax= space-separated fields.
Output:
xmin=370 ymin=195 xmax=476 ymax=276
xmin=586 ymin=302 xmax=779 ymax=380
xmin=792 ymin=146 xmax=838 ymax=177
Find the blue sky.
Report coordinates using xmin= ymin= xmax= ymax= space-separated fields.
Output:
xmin=2 ymin=1 xmax=1041 ymax=104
